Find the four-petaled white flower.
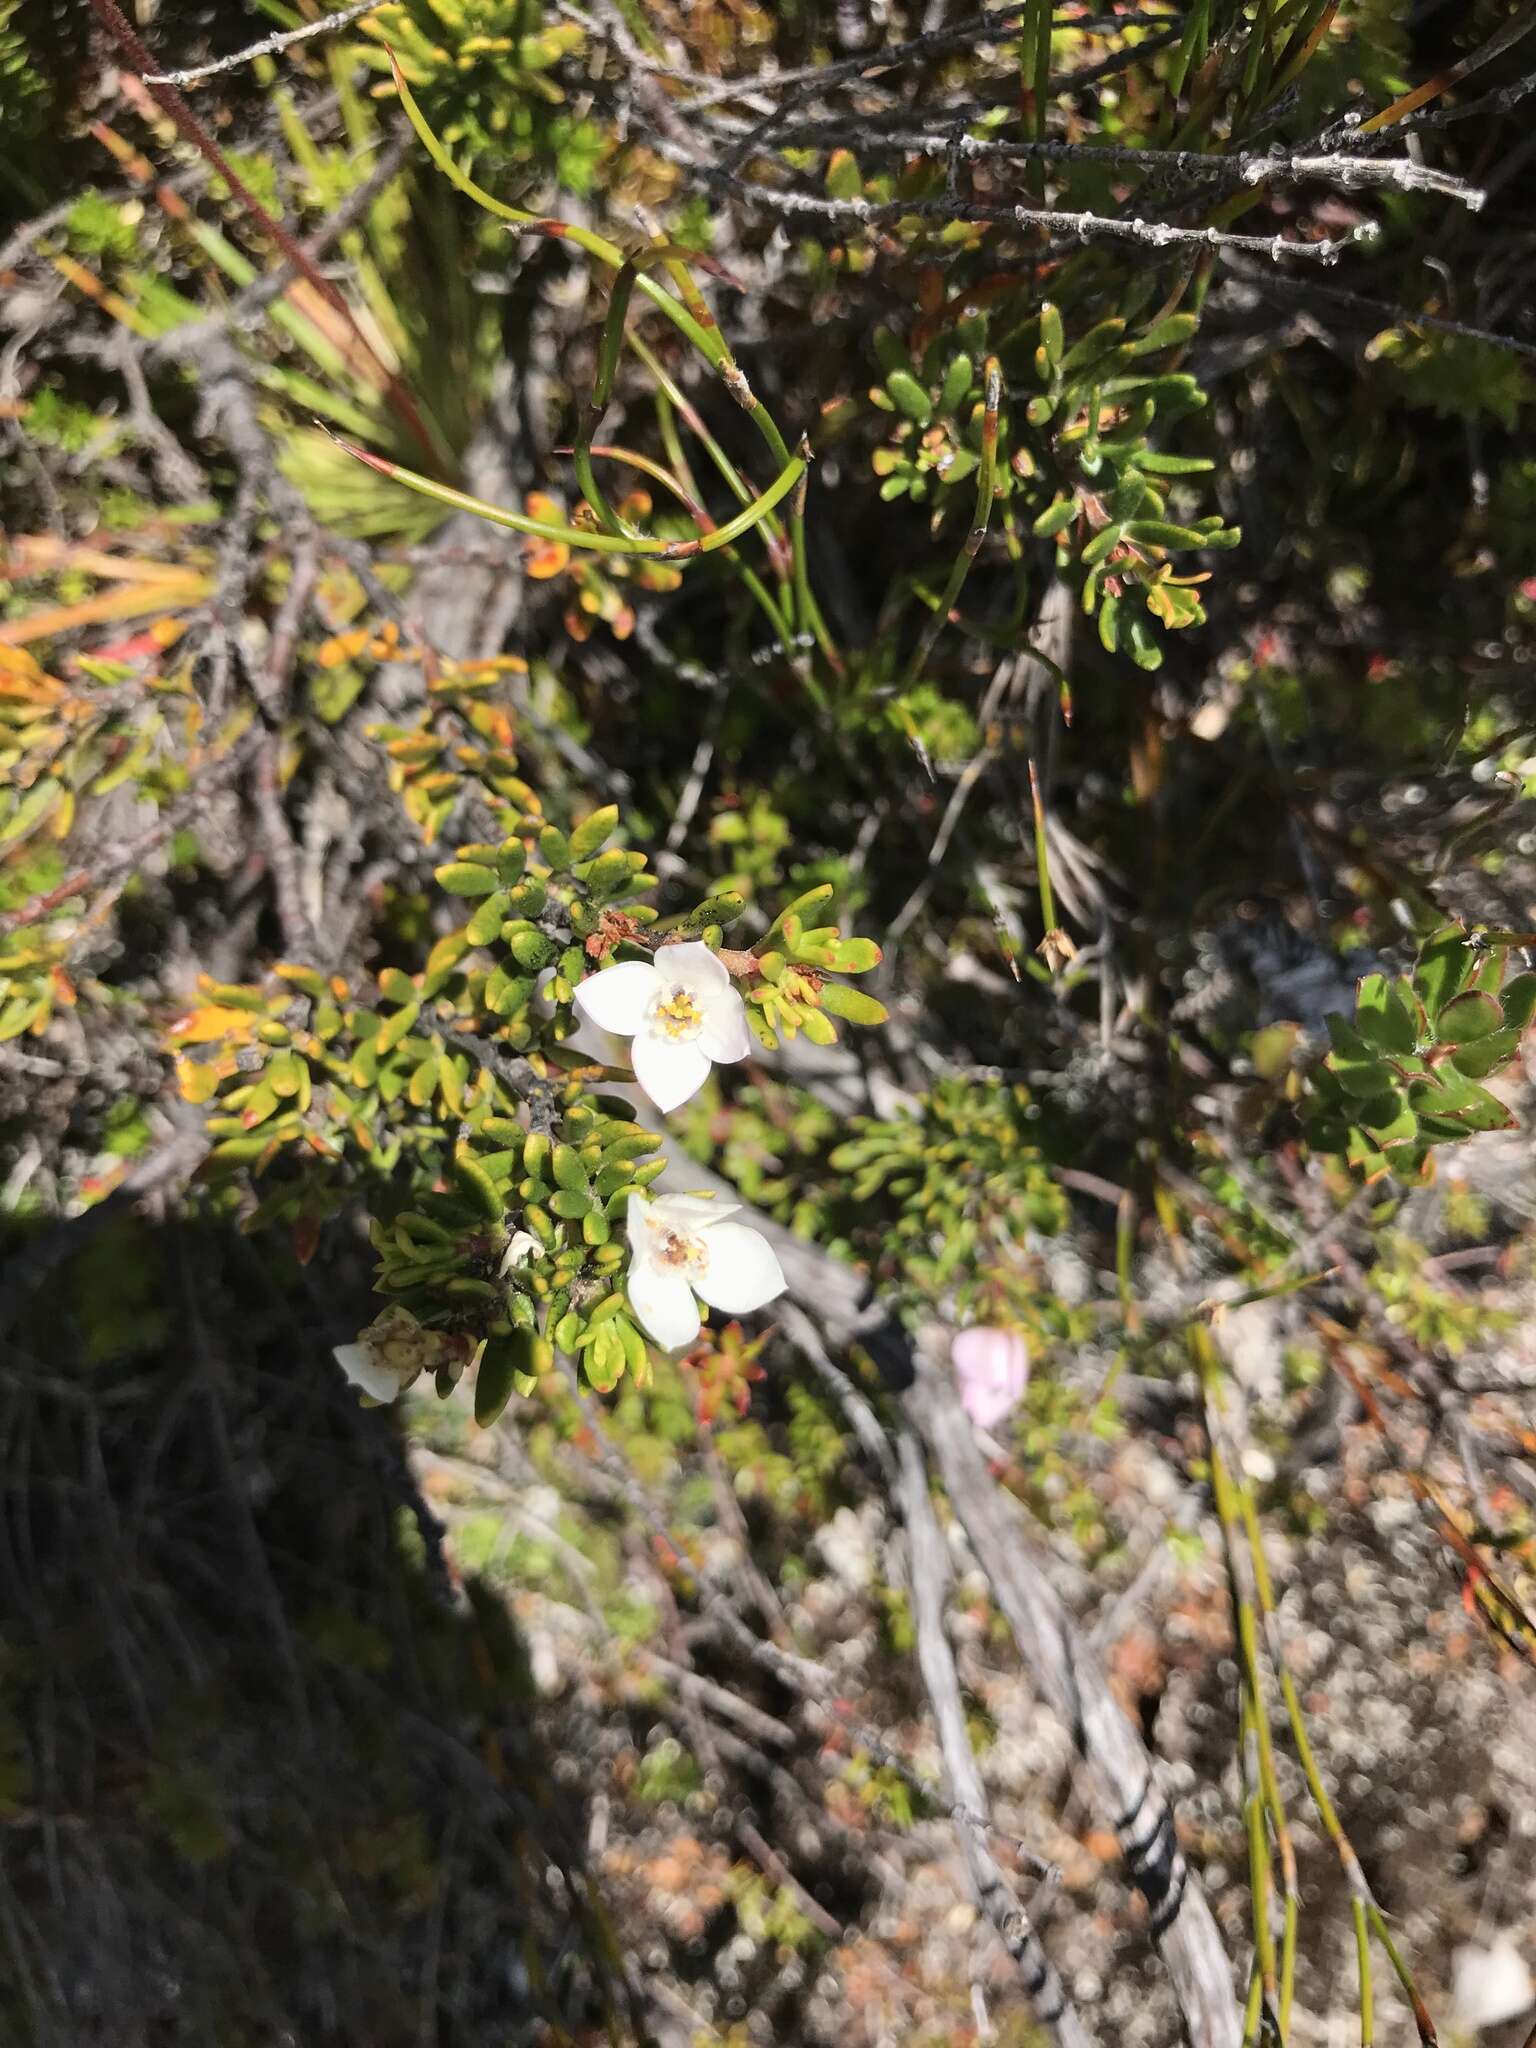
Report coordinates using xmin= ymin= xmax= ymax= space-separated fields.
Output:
xmin=334 ymin=1305 xmax=448 ymax=1405
xmin=626 ymin=1191 xmax=785 ymax=1351
xmin=572 ymin=941 xmax=751 ymax=1113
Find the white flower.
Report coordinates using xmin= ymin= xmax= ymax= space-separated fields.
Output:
xmin=625 ymin=1190 xmax=785 ymax=1351
xmin=333 ymin=1305 xmax=443 ymax=1405
xmin=572 ymin=941 xmax=751 ymax=1113
xmin=499 ymin=1228 xmax=541 ymax=1276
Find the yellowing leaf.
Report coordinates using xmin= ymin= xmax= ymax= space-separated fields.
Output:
xmin=167 ymin=1003 xmax=262 ymax=1047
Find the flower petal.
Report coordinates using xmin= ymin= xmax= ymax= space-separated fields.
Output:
xmin=952 ymin=1326 xmax=1029 ymax=1431
xmin=565 ymin=1014 xmax=634 ymax=1069
xmin=572 ymin=961 xmax=660 ymax=1036
xmin=632 ymin=1030 xmax=712 ymax=1112
xmin=698 ymin=984 xmax=752 ymax=1064
xmin=499 ymin=1229 xmax=541 ymax=1275
xmin=694 ymin=1221 xmax=785 ymax=1315
xmin=626 ymin=1189 xmax=659 ymax=1259
xmin=627 ymin=1262 xmax=701 ymax=1350
xmin=651 ymin=1191 xmax=742 ymax=1227
xmin=334 ymin=1342 xmax=404 ymax=1404
xmin=659 ymin=940 xmax=731 ymax=999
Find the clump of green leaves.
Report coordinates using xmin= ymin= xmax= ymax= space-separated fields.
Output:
xmin=863 ymin=296 xmax=1238 ymax=673
xmin=1306 ymin=926 xmax=1536 ymax=1182
xmin=830 ymin=1079 xmax=1067 ymax=1314
xmin=356 ymin=1 xmax=603 ymax=190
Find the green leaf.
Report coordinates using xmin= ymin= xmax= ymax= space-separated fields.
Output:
xmin=885 ymin=369 xmax=933 ymax=425
xmin=1033 ymin=497 xmax=1077 ymax=538
xmin=1413 ymin=924 xmax=1473 ymax=1018
xmin=377 ymin=1002 xmax=421 ymax=1054
xmin=1345 ymin=1132 xmax=1393 ymax=1182
xmin=506 ymin=876 xmax=551 ymax=916
xmin=1324 ymin=1016 xmax=1397 ymax=1099
xmin=1356 ymin=1089 xmax=1414 ymax=1145
xmin=1437 ymin=989 xmax=1503 ymax=1044
xmin=554 ymin=1309 xmax=582 ymax=1351
xmin=826 ymin=147 xmax=862 ymax=200
xmin=830 ymin=936 xmax=882 ymax=973
xmin=1408 ymin=1068 xmax=1514 ymax=1131
xmin=1128 ymin=314 xmax=1198 ymax=355
xmin=763 ymin=885 xmax=834 ymax=945
xmin=0 ymin=777 xmax=62 ymax=846
xmin=476 ymin=1333 xmax=531 ymax=1427
xmin=569 ymin=804 xmax=619 ymax=862
xmin=1123 ymin=520 xmax=1220 ymax=551
xmin=938 ymin=352 xmax=973 ymax=414
xmin=1126 ymin=615 xmax=1162 ymax=670
xmin=453 ymin=1149 xmax=505 ymax=1220
xmin=509 ymin=929 xmax=554 ymax=971
xmin=551 ymin=1142 xmax=589 ymax=1195
xmin=1500 ymin=971 xmax=1536 ymax=1032
xmin=1039 ymin=302 xmax=1064 ymax=367
xmin=681 ymin=891 xmax=746 ymax=934
xmin=435 ymin=862 xmax=499 ymax=897
xmin=819 ymin=982 xmax=889 ymax=1025
xmin=1448 ymin=1027 xmax=1520 ymax=1079
xmin=1061 ymin=317 xmax=1125 ymax=372
xmin=466 ymin=891 xmax=510 ymax=945
xmin=538 ymin=824 xmax=572 ymax=871
xmin=1080 ymin=523 xmax=1124 ymax=567
xmin=485 ymin=966 xmax=532 ymax=1016
xmin=1354 ymin=973 xmax=1418 ymax=1055
xmin=873 ymin=328 xmax=909 ymax=379
xmin=1136 ymin=450 xmax=1214 ymax=475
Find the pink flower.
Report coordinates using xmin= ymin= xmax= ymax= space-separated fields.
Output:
xmin=951 ymin=1326 xmax=1030 ymax=1432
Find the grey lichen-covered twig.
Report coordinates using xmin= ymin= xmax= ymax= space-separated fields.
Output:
xmin=727 ymin=125 xmax=1485 ymax=210
xmin=904 ymin=1345 xmax=1242 ymax=2048
xmin=894 ymin=1426 xmax=1090 ymax=2047
xmin=652 ymin=149 xmax=1380 ymax=265
xmin=140 ymin=0 xmax=385 ymax=87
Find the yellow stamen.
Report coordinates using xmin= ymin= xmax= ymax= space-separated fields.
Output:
xmin=651 ymin=984 xmax=704 ymax=1041
xmin=657 ymin=1228 xmax=706 ymax=1272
